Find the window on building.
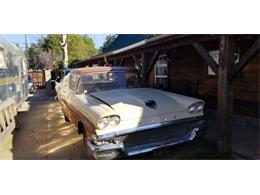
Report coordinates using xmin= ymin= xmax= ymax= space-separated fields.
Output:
xmin=207 ymin=49 xmax=240 ymax=76
xmin=154 ymin=55 xmax=168 ymax=88
xmin=0 ymin=48 xmax=7 ymax=69
xmin=208 ymin=50 xmax=219 ymax=76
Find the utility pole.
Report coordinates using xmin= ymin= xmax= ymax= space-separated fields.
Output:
xmin=60 ymin=34 xmax=68 ymax=69
xmin=24 ymin=34 xmax=28 ymax=57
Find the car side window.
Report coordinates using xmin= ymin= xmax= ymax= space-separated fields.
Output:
xmin=76 ymin=78 xmax=84 ymax=94
xmin=62 ymin=75 xmax=70 ymax=88
xmin=69 ymin=75 xmax=78 ymax=91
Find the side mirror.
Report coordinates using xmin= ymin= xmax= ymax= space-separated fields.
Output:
xmin=56 ymin=76 xmax=61 ymax=82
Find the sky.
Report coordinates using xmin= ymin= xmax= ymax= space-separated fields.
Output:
xmin=1 ymin=34 xmax=109 ymax=49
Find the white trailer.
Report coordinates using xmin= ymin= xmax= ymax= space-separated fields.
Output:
xmin=0 ymin=37 xmax=28 ymax=142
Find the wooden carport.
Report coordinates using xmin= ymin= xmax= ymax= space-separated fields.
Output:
xmin=73 ymin=34 xmax=260 ymax=154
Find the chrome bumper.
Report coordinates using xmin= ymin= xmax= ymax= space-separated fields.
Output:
xmin=87 ymin=117 xmax=206 ymax=157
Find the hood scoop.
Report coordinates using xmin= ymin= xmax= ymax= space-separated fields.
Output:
xmin=144 ymin=100 xmax=157 ymax=109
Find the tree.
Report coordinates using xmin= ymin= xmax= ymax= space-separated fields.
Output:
xmin=27 ymin=43 xmax=58 ymax=70
xmin=41 ymin=35 xmax=62 ymax=55
xmin=27 ymin=44 xmax=39 ymax=69
xmin=37 ymin=50 xmax=57 ymax=70
xmin=67 ymin=34 xmax=97 ymax=64
xmin=27 ymin=34 xmax=98 ymax=69
xmin=99 ymin=34 xmax=117 ymax=53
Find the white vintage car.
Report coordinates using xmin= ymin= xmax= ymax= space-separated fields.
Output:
xmin=55 ymin=66 xmax=206 ymax=159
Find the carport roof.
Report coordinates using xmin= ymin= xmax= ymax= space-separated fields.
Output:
xmin=73 ymin=34 xmax=189 ymax=66
xmin=102 ymin=34 xmax=155 ymax=53
xmin=70 ymin=66 xmax=135 ymax=75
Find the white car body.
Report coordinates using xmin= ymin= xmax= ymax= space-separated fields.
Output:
xmin=56 ymin=66 xmax=206 ymax=159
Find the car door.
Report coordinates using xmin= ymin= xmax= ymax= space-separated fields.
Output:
xmin=68 ymin=76 xmax=86 ymax=117
xmin=60 ymin=74 xmax=78 ymax=122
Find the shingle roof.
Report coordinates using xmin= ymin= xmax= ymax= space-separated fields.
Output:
xmin=102 ymin=34 xmax=155 ymax=53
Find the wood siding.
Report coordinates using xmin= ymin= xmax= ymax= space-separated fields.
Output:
xmin=148 ymin=46 xmax=259 ymax=117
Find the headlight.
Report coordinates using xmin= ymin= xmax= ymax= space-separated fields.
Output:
xmin=97 ymin=115 xmax=120 ymax=129
xmin=97 ymin=117 xmax=110 ymax=129
xmin=110 ymin=116 xmax=120 ymax=126
xmin=188 ymin=104 xmax=196 ymax=113
xmin=196 ymin=103 xmax=204 ymax=112
xmin=188 ymin=102 xmax=204 ymax=113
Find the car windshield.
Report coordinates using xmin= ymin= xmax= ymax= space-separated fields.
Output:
xmin=77 ymin=70 xmax=141 ymax=94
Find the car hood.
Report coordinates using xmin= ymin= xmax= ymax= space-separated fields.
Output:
xmin=90 ymin=88 xmax=187 ymax=121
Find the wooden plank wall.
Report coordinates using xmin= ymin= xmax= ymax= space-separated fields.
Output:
xmin=88 ymin=39 xmax=259 ymax=118
xmin=119 ymin=57 xmax=135 ymax=67
xmin=146 ymin=45 xmax=259 ymax=118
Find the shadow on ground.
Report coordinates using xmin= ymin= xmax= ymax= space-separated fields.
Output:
xmin=12 ymin=90 xmax=86 ymax=160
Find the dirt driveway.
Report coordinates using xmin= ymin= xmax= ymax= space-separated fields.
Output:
xmin=10 ymin=90 xmax=87 ymax=159
xmin=0 ymin=89 xmax=221 ymax=160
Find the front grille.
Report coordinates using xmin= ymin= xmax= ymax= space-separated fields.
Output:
xmin=123 ymin=122 xmax=193 ymax=149
xmin=113 ymin=135 xmax=128 ymax=143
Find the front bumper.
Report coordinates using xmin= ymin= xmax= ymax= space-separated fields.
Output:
xmin=87 ymin=117 xmax=206 ymax=159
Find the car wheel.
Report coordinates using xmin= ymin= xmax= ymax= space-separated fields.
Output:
xmin=82 ymin=129 xmax=95 ymax=160
xmin=63 ymin=112 xmax=69 ymax=122
xmin=81 ymin=125 xmax=119 ymax=160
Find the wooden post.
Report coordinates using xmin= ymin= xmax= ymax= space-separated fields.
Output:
xmin=146 ymin=50 xmax=160 ymax=77
xmin=119 ymin=58 xmax=124 ymax=66
xmin=141 ymin=53 xmax=149 ymax=87
xmin=132 ymin=55 xmax=142 ymax=70
xmin=217 ymin=35 xmax=236 ymax=153
xmin=113 ymin=59 xmax=117 ymax=66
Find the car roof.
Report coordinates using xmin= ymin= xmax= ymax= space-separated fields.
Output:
xmin=70 ymin=66 xmax=137 ymax=76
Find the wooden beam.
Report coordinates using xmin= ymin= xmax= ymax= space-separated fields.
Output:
xmin=141 ymin=53 xmax=149 ymax=87
xmin=146 ymin=50 xmax=160 ymax=76
xmin=132 ymin=55 xmax=142 ymax=71
xmin=192 ymin=43 xmax=219 ymax=75
xmin=229 ymin=37 xmax=260 ymax=79
xmin=104 ymin=56 xmax=109 ymax=65
xmin=113 ymin=59 xmax=117 ymax=66
xmin=118 ymin=58 xmax=124 ymax=66
xmin=217 ymin=35 xmax=236 ymax=154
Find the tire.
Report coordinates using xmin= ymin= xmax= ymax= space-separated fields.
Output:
xmin=81 ymin=125 xmax=119 ymax=160
xmin=82 ymin=127 xmax=95 ymax=160
xmin=63 ymin=112 xmax=69 ymax=122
